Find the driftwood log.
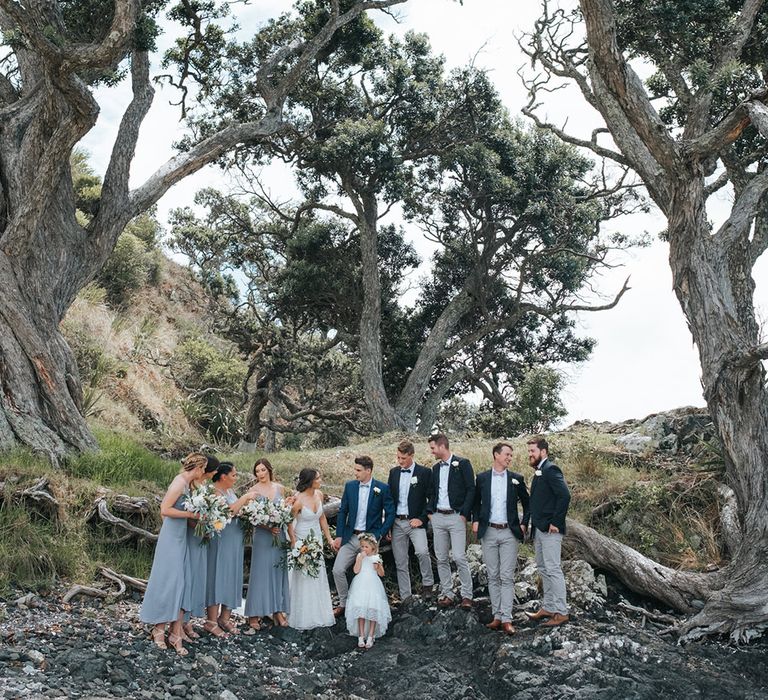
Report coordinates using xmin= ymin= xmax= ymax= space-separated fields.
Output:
xmin=92 ymin=494 xmax=158 ymax=543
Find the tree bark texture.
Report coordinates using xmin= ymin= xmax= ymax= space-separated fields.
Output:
xmin=569 ymin=0 xmax=768 ymax=641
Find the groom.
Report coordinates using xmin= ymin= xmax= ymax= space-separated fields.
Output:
xmin=332 ymin=455 xmax=395 ymax=617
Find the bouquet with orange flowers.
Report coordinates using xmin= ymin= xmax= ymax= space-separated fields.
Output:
xmin=284 ymin=530 xmax=324 ymax=578
xmin=184 ymin=483 xmax=231 ymax=542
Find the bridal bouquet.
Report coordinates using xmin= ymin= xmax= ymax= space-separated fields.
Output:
xmin=240 ymin=497 xmax=294 ymax=545
xmin=184 ymin=483 xmax=231 ymax=542
xmin=284 ymin=531 xmax=324 ymax=578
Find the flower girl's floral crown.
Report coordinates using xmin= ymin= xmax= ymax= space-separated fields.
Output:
xmin=358 ymin=532 xmax=378 ymax=549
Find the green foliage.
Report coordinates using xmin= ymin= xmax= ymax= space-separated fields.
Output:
xmin=470 ymin=366 xmax=567 ymax=437
xmin=614 ymin=0 xmax=768 ymax=161
xmin=97 ymin=233 xmax=151 ymax=306
xmin=65 ymin=429 xmax=179 ymax=489
xmin=0 ymin=502 xmax=87 ymax=593
xmin=172 ymin=338 xmax=247 ymax=445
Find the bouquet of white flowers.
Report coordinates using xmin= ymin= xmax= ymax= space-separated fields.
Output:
xmin=184 ymin=483 xmax=231 ymax=542
xmin=240 ymin=496 xmax=294 ymax=545
xmin=284 ymin=530 xmax=324 ymax=578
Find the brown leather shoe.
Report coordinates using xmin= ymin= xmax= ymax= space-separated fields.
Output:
xmin=525 ymin=607 xmax=553 ymax=621
xmin=421 ymin=585 xmax=434 ymax=599
xmin=459 ymin=598 xmax=473 ymax=610
xmin=333 ymin=606 xmax=346 ymax=618
xmin=485 ymin=619 xmax=502 ymax=630
xmin=502 ymin=622 xmax=516 ymax=635
xmin=540 ymin=613 xmax=570 ymax=627
xmin=437 ymin=596 xmax=454 ymax=608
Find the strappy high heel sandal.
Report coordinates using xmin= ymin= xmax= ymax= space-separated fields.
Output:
xmin=150 ymin=627 xmax=167 ymax=649
xmin=203 ymin=620 xmax=228 ymax=638
xmin=217 ymin=617 xmax=240 ymax=635
xmin=273 ymin=612 xmax=289 ymax=627
xmin=168 ymin=633 xmax=189 ymax=656
xmin=182 ymin=622 xmax=200 ymax=640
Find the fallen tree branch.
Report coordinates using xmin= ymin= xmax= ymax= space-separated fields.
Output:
xmin=99 ymin=567 xmax=147 ymax=593
xmin=617 ymin=600 xmax=679 ymax=625
xmin=62 ymin=584 xmax=108 ymax=604
xmin=564 ymin=518 xmax=717 ymax=613
xmin=21 ymin=478 xmax=59 ymax=512
xmin=94 ymin=496 xmax=158 ymax=543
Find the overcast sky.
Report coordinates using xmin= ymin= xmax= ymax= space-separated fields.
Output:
xmin=79 ymin=0 xmax=768 ymax=426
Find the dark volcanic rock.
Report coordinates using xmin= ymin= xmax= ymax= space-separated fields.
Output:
xmin=2 ymin=572 xmax=768 ymax=699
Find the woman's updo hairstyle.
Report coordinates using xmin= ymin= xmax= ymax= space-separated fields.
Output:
xmin=181 ymin=452 xmax=208 ymax=472
xmin=253 ymin=458 xmax=274 ymax=480
xmin=212 ymin=461 xmax=235 ymax=483
xmin=295 ymin=468 xmax=319 ymax=493
xmin=205 ymin=455 xmax=220 ymax=473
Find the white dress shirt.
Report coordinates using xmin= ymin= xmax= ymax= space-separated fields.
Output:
xmin=490 ymin=469 xmax=508 ymax=524
xmin=436 ymin=454 xmax=453 ymax=510
xmin=397 ymin=466 xmax=414 ymax=516
xmin=354 ymin=480 xmax=371 ymax=531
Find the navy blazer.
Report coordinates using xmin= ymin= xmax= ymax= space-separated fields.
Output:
xmin=529 ymin=458 xmax=571 ymax=535
xmin=336 ymin=478 xmax=395 ymax=544
xmin=472 ymin=469 xmax=530 ymax=541
xmin=387 ymin=463 xmax=431 ymax=527
xmin=427 ymin=455 xmax=475 ymax=519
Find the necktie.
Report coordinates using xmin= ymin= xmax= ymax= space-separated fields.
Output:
xmin=401 ymin=469 xmax=412 ymax=474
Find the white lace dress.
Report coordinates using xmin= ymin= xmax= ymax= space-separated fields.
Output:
xmin=288 ymin=505 xmax=335 ymax=630
xmin=345 ymin=554 xmax=392 ymax=638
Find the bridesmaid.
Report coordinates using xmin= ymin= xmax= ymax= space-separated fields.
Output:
xmin=243 ymin=458 xmax=291 ymax=631
xmin=182 ymin=455 xmax=220 ymax=640
xmin=205 ymin=462 xmax=252 ymax=635
xmin=140 ymin=452 xmax=208 ymax=656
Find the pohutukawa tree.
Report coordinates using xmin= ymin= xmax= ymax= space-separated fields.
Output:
xmin=523 ymin=0 xmax=768 ymax=641
xmin=0 ymin=0 xmax=405 ymax=462
xmin=239 ymin=30 xmax=635 ymax=433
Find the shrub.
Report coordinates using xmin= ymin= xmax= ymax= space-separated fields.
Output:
xmin=98 ymin=232 xmax=152 ymax=306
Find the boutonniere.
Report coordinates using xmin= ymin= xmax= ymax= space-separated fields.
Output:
xmin=451 ymin=460 xmax=459 ymax=468
xmin=511 ymin=478 xmax=519 ymax=485
xmin=373 ymin=486 xmax=381 ymax=495
xmin=535 ymin=470 xmax=542 ymax=477
xmin=410 ymin=476 xmax=418 ymax=485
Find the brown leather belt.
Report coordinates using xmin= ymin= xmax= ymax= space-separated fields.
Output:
xmin=437 ymin=509 xmax=455 ymax=515
xmin=353 ymin=529 xmax=365 ymax=535
xmin=395 ymin=514 xmax=409 ymax=520
xmin=489 ymin=523 xmax=508 ymax=529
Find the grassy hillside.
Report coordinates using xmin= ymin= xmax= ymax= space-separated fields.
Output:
xmin=0 ymin=418 xmax=725 ymax=596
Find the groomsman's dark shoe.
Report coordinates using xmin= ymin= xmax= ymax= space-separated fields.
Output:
xmin=333 ymin=606 xmax=346 ymax=618
xmin=437 ymin=596 xmax=454 ymax=608
xmin=525 ymin=607 xmax=553 ymax=621
xmin=540 ymin=613 xmax=569 ymax=627
xmin=459 ymin=598 xmax=473 ymax=610
xmin=485 ymin=619 xmax=502 ymax=631
xmin=421 ymin=585 xmax=434 ymax=600
xmin=502 ymin=622 xmax=516 ymax=635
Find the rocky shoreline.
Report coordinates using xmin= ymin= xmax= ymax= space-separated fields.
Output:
xmin=2 ymin=557 xmax=768 ymax=700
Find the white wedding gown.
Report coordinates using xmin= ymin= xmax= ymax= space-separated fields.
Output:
xmin=288 ymin=505 xmax=335 ymax=630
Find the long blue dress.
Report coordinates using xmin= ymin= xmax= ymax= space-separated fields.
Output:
xmin=206 ymin=489 xmax=244 ymax=610
xmin=140 ymin=488 xmax=188 ymax=624
xmin=244 ymin=493 xmax=290 ymax=617
xmin=183 ymin=527 xmax=207 ymax=620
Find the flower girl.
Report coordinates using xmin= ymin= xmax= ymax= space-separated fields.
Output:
xmin=345 ymin=533 xmax=392 ymax=648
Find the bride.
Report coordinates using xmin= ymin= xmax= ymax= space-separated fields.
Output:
xmin=287 ymin=468 xmax=336 ymax=629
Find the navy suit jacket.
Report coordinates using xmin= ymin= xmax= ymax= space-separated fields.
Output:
xmin=427 ymin=455 xmax=475 ymax=519
xmin=336 ymin=478 xmax=395 ymax=544
xmin=472 ymin=469 xmax=530 ymax=541
xmin=529 ymin=458 xmax=571 ymax=535
xmin=387 ymin=463 xmax=431 ymax=527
